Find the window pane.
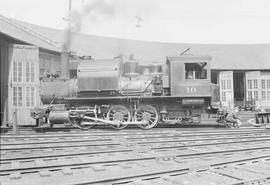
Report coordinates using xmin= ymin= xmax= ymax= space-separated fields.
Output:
xmin=254 ymin=91 xmax=258 ymax=101
xmin=26 ymin=87 xmax=30 ymax=107
xmin=13 ymin=86 xmax=17 ymax=106
xmin=253 ymin=79 xmax=258 ymax=89
xmin=13 ymin=62 xmax=17 ymax=82
xmin=262 ymin=91 xmax=266 ymax=101
xmin=262 ymin=80 xmax=266 ymax=89
xmin=248 ymin=91 xmax=252 ymax=101
xmin=31 ymin=87 xmax=35 ymax=107
xmin=221 ymin=80 xmax=226 ymax=90
xmin=247 ymin=80 xmax=252 ymax=89
xmin=31 ymin=63 xmax=35 ymax=82
xmin=18 ymin=87 xmax=23 ymax=107
xmin=227 ymin=80 xmax=231 ymax=89
xmin=222 ymin=92 xmax=226 ymax=101
xmin=267 ymin=91 xmax=270 ymax=100
xmin=26 ymin=62 xmax=30 ymax=82
xmin=267 ymin=80 xmax=270 ymax=89
xmin=18 ymin=62 xmax=22 ymax=82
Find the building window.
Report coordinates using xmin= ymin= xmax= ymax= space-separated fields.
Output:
xmin=221 ymin=80 xmax=226 ymax=90
xmin=262 ymin=80 xmax=266 ymax=89
xmin=227 ymin=80 xmax=231 ymax=89
xmin=13 ymin=62 xmax=23 ymax=82
xmin=262 ymin=91 xmax=266 ymax=101
xmin=247 ymin=91 xmax=252 ymax=101
xmin=253 ymin=79 xmax=258 ymax=89
xmin=26 ymin=62 xmax=30 ymax=82
xmin=221 ymin=92 xmax=226 ymax=101
xmin=31 ymin=63 xmax=35 ymax=82
xmin=26 ymin=62 xmax=35 ymax=82
xmin=267 ymin=80 xmax=270 ymax=89
xmin=31 ymin=87 xmax=35 ymax=107
xmin=247 ymin=80 xmax=252 ymax=89
xmin=267 ymin=91 xmax=270 ymax=101
xmin=254 ymin=91 xmax=258 ymax=101
xmin=13 ymin=62 xmax=17 ymax=82
xmin=13 ymin=86 xmax=23 ymax=107
xmin=26 ymin=86 xmax=35 ymax=107
xmin=26 ymin=87 xmax=30 ymax=107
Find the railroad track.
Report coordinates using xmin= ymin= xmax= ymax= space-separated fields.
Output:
xmin=1 ymin=127 xmax=270 ymax=185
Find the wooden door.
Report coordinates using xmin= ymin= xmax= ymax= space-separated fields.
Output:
xmin=260 ymin=72 xmax=270 ymax=109
xmin=8 ymin=44 xmax=39 ymax=125
xmin=245 ymin=71 xmax=260 ymax=108
xmin=219 ymin=71 xmax=234 ymax=108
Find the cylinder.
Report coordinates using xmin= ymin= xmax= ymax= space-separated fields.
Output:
xmin=61 ymin=52 xmax=70 ymax=79
xmin=49 ymin=111 xmax=70 ymax=124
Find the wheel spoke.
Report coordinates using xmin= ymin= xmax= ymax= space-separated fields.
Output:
xmin=107 ymin=105 xmax=130 ymax=130
xmin=136 ymin=105 xmax=158 ymax=129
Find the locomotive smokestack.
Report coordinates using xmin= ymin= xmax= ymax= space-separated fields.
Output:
xmin=61 ymin=52 xmax=70 ymax=79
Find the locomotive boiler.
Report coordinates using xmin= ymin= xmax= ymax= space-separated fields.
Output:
xmin=31 ymin=54 xmax=220 ymax=129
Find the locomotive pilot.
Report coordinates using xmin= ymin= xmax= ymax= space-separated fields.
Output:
xmin=226 ymin=106 xmax=242 ymax=128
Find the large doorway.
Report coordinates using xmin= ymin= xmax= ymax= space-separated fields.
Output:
xmin=234 ymin=72 xmax=245 ymax=107
xmin=8 ymin=44 xmax=40 ymax=125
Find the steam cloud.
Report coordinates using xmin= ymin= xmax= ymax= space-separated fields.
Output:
xmin=62 ymin=0 xmax=118 ymax=52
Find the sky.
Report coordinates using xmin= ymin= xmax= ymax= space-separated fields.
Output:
xmin=1 ymin=0 xmax=270 ymax=43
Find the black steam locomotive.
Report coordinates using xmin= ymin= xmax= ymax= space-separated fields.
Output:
xmin=31 ymin=54 xmax=220 ymax=129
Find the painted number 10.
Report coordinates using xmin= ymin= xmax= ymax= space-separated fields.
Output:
xmin=186 ymin=87 xmax=196 ymax=93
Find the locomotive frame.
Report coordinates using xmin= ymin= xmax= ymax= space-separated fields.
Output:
xmin=32 ymin=55 xmax=219 ymax=130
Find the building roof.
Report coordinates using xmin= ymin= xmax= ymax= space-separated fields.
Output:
xmin=0 ymin=15 xmax=60 ymax=53
xmin=3 ymin=14 xmax=270 ymax=70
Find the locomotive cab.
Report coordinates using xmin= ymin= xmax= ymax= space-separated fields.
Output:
xmin=166 ymin=55 xmax=212 ymax=97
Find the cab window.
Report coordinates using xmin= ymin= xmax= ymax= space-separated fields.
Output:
xmin=185 ymin=62 xmax=207 ymax=80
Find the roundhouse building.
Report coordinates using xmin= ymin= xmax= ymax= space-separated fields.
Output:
xmin=0 ymin=15 xmax=61 ymax=126
xmin=1 ymin=14 xmax=270 ymax=126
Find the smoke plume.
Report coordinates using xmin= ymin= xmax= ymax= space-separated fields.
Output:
xmin=62 ymin=0 xmax=118 ymax=52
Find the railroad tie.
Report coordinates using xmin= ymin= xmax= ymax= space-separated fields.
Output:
xmin=62 ymin=167 xmax=73 ymax=175
xmin=118 ymin=163 xmax=133 ymax=169
xmin=11 ymin=161 xmax=20 ymax=169
xmin=9 ymin=172 xmax=21 ymax=180
xmin=130 ymin=179 xmax=143 ymax=185
xmin=155 ymin=155 xmax=176 ymax=164
xmin=35 ymin=159 xmax=45 ymax=166
xmin=189 ymin=165 xmax=210 ymax=173
xmin=39 ymin=169 xmax=51 ymax=177
xmin=90 ymin=165 xmax=106 ymax=171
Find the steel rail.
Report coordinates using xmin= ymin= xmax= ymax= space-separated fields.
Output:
xmin=1 ymin=134 xmax=270 ymax=161
xmin=1 ymin=141 xmax=270 ymax=173
xmin=1 ymin=129 xmax=269 ymax=146
xmin=2 ymin=133 xmax=270 ymax=151
xmin=1 ymin=127 xmax=266 ymax=139
xmin=1 ymin=148 xmax=270 ymax=185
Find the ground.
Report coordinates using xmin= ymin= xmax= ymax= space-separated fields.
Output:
xmin=1 ymin=125 xmax=270 ymax=185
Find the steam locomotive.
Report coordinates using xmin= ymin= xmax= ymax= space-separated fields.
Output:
xmin=31 ymin=54 xmax=220 ymax=129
